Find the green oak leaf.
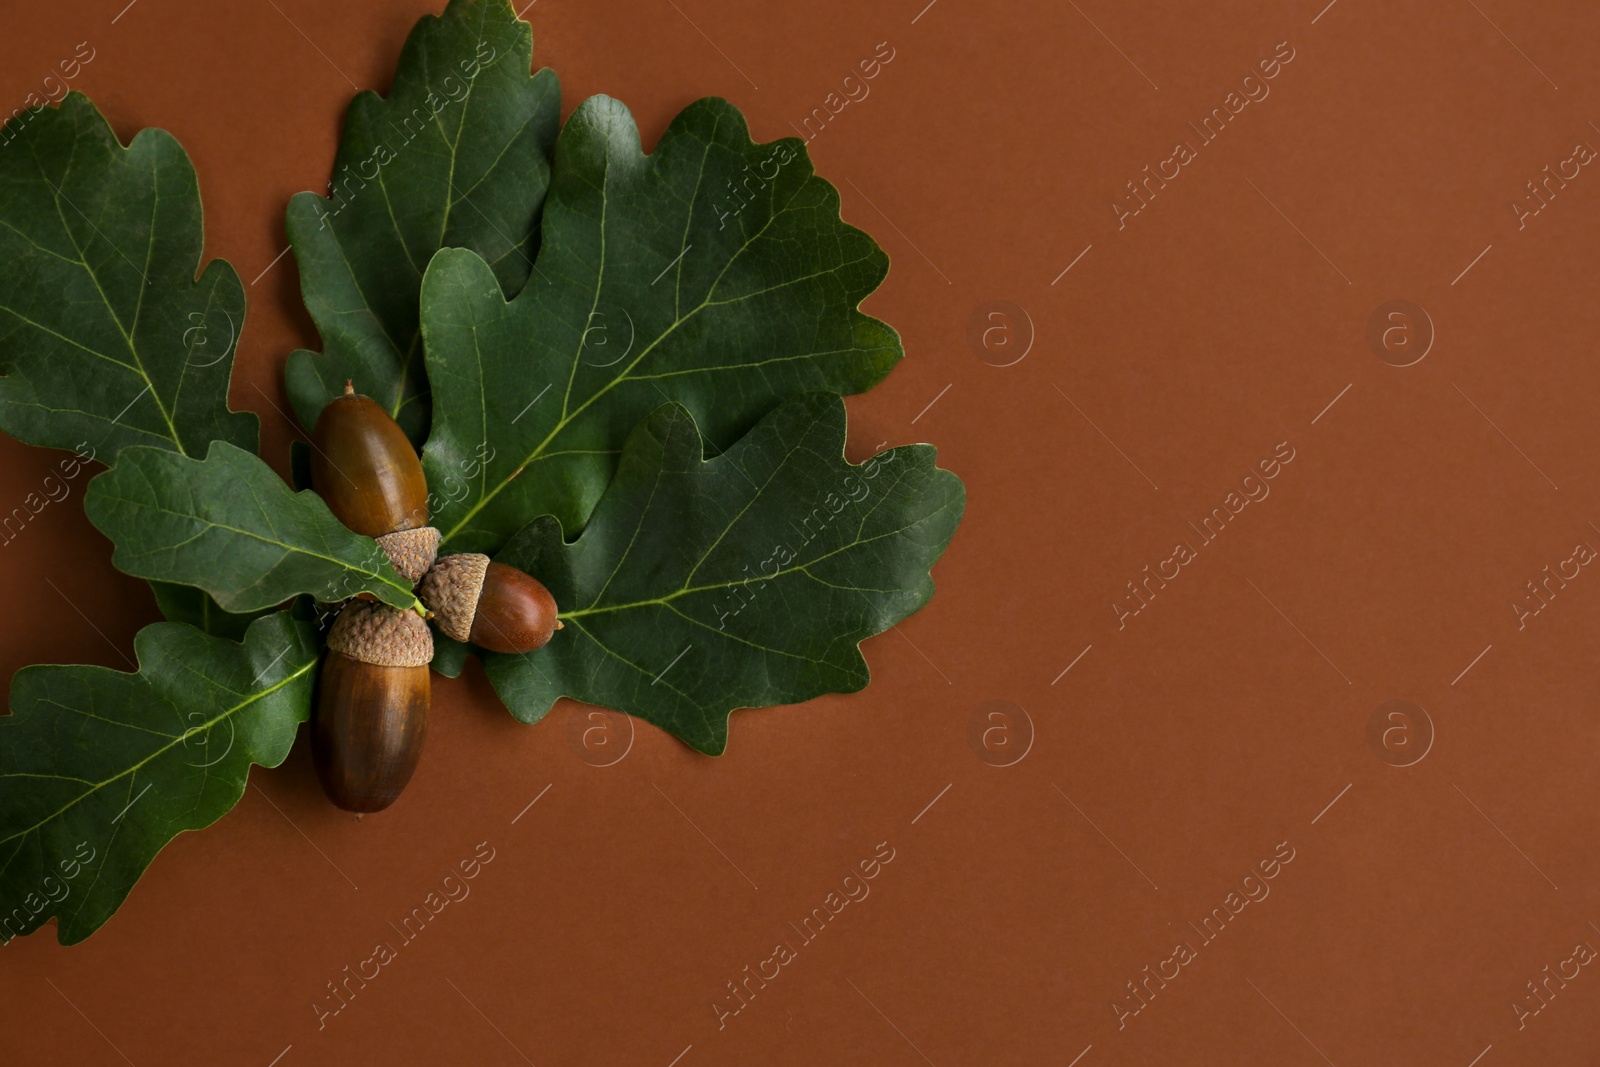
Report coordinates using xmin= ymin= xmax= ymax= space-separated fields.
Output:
xmin=484 ymin=394 xmax=964 ymax=754
xmin=431 ymin=634 xmax=470 ymax=678
xmin=284 ymin=0 xmax=561 ymax=444
xmin=83 ymin=441 xmax=420 ymax=613
xmin=0 ymin=91 xmax=255 ymax=461
xmin=421 ymin=94 xmax=901 ymax=554
xmin=0 ymin=612 xmax=317 ymax=945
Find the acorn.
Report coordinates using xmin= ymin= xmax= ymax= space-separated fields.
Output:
xmin=311 ymin=382 xmax=438 ymax=581
xmin=313 ymin=601 xmax=432 ymax=813
xmin=418 ymin=553 xmax=561 ymax=654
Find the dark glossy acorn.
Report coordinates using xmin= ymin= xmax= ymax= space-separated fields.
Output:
xmin=313 ymin=601 xmax=432 ymax=813
xmin=311 ymin=382 xmax=429 ymax=539
xmin=472 ymin=563 xmax=560 ymax=652
xmin=417 ymin=554 xmax=561 ymax=654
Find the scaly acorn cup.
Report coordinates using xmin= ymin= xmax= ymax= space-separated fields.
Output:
xmin=314 ymin=601 xmax=432 ymax=813
xmin=418 ymin=553 xmax=561 ymax=654
xmin=311 ymin=381 xmax=439 ymax=581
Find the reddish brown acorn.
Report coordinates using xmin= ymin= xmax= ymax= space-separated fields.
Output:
xmin=418 ymin=553 xmax=561 ymax=654
xmin=311 ymin=382 xmax=438 ymax=581
xmin=313 ymin=601 xmax=432 ymax=813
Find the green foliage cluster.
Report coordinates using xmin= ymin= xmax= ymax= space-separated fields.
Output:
xmin=0 ymin=0 xmax=961 ymax=945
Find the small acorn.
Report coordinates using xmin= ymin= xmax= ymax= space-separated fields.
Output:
xmin=418 ymin=553 xmax=561 ymax=654
xmin=312 ymin=382 xmax=437 ymax=580
xmin=313 ymin=601 xmax=432 ymax=813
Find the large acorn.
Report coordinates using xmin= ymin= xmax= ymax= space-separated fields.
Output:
xmin=311 ymin=381 xmax=438 ymax=581
xmin=419 ymin=553 xmax=561 ymax=654
xmin=314 ymin=601 xmax=432 ymax=813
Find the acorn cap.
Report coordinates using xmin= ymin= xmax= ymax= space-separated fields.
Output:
xmin=326 ymin=601 xmax=434 ymax=667
xmin=376 ymin=526 xmax=440 ymax=583
xmin=416 ymin=553 xmax=489 ymax=643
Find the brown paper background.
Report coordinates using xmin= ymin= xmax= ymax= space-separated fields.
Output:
xmin=4 ymin=0 xmax=1600 ymax=1063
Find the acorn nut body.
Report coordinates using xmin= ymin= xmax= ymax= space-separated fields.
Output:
xmin=313 ymin=601 xmax=432 ymax=813
xmin=418 ymin=554 xmax=561 ymax=654
xmin=312 ymin=383 xmax=437 ymax=580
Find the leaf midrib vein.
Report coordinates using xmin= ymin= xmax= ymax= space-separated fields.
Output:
xmin=104 ymin=494 xmax=416 ymax=604
xmin=28 ymin=138 xmax=184 ymax=452
xmin=559 ymin=511 xmax=947 ymax=621
xmin=440 ymin=167 xmax=817 ymax=544
xmin=0 ymin=655 xmax=315 ymax=850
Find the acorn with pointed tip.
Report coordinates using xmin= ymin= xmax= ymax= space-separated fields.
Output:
xmin=311 ymin=382 xmax=438 ymax=582
xmin=313 ymin=601 xmax=432 ymax=813
xmin=418 ymin=554 xmax=561 ymax=654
